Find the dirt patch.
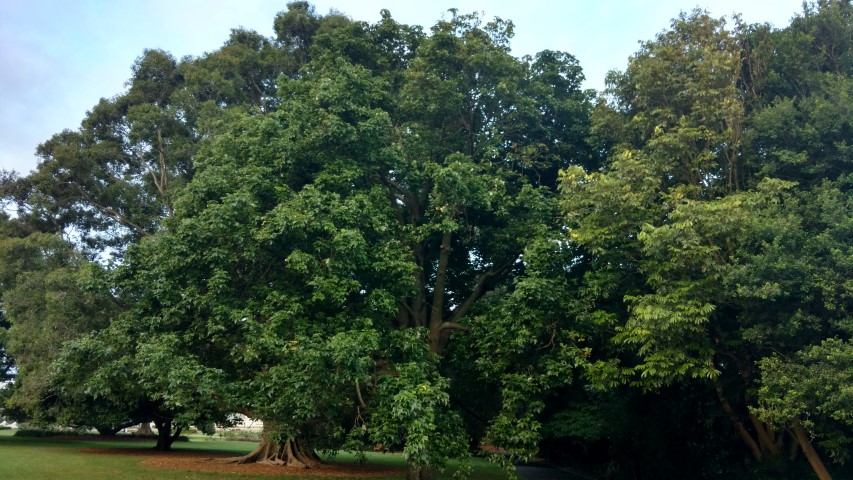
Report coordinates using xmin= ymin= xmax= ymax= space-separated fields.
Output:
xmin=80 ymin=448 xmax=405 ymax=477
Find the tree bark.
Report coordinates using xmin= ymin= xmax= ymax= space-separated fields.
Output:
xmin=153 ymin=418 xmax=182 ymax=451
xmin=715 ymin=384 xmax=763 ymax=461
xmin=136 ymin=422 xmax=154 ymax=436
xmin=429 ymin=232 xmax=453 ymax=354
xmin=224 ymin=423 xmax=320 ymax=468
xmin=406 ymin=459 xmax=435 ymax=480
xmin=154 ymin=430 xmax=169 ymax=451
xmin=748 ymin=413 xmax=781 ymax=458
xmin=792 ymin=420 xmax=832 ymax=480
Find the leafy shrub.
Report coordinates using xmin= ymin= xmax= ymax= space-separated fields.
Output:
xmin=14 ymin=428 xmax=72 ymax=437
xmin=14 ymin=427 xmax=189 ymax=442
xmin=218 ymin=429 xmax=263 ymax=442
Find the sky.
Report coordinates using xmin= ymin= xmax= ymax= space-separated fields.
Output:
xmin=1 ymin=0 xmax=805 ymax=175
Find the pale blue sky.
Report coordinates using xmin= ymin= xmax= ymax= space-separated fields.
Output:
xmin=1 ymin=0 xmax=804 ymax=175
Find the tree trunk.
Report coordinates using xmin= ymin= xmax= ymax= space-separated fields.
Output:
xmin=748 ymin=413 xmax=781 ymax=458
xmin=792 ymin=420 xmax=832 ymax=480
xmin=406 ymin=459 xmax=435 ymax=480
xmin=96 ymin=426 xmax=120 ymax=436
xmin=428 ymin=232 xmax=453 ymax=355
xmin=96 ymin=420 xmax=136 ymax=436
xmin=152 ymin=418 xmax=182 ymax=451
xmin=136 ymin=422 xmax=154 ymax=436
xmin=224 ymin=423 xmax=320 ymax=468
xmin=715 ymin=383 xmax=763 ymax=461
xmin=154 ymin=426 xmax=171 ymax=451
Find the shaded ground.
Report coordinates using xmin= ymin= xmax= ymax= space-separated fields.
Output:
xmin=81 ymin=448 xmax=404 ymax=477
xmin=83 ymin=447 xmax=587 ymax=480
xmin=516 ymin=465 xmax=588 ymax=480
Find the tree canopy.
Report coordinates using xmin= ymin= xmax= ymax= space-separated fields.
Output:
xmin=3 ymin=2 xmax=853 ymax=480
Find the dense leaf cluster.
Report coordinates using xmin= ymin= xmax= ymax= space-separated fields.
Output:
xmin=2 ymin=2 xmax=853 ymax=479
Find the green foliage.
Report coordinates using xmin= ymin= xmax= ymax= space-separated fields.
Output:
xmin=0 ymin=232 xmax=121 ymax=428
xmin=370 ymin=353 xmax=469 ymax=472
xmin=13 ymin=428 xmax=85 ymax=437
xmin=0 ymin=213 xmax=30 ymax=386
xmin=557 ymin=3 xmax=853 ymax=478
xmin=14 ymin=2 xmax=853 ymax=478
xmin=755 ymin=339 xmax=853 ymax=463
xmin=217 ymin=429 xmax=263 ymax=442
xmin=2 ymin=48 xmax=196 ymax=253
xmin=106 ymin=7 xmax=592 ymax=473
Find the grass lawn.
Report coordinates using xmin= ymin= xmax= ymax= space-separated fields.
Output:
xmin=0 ymin=430 xmax=508 ymax=479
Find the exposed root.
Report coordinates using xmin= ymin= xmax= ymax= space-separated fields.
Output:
xmin=222 ymin=437 xmax=321 ymax=468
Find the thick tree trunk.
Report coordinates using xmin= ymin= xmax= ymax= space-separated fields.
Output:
xmin=152 ymin=418 xmax=182 ymax=451
xmin=428 ymin=232 xmax=453 ymax=355
xmin=224 ymin=424 xmax=320 ymax=468
xmin=748 ymin=413 xmax=781 ymax=458
xmin=136 ymin=422 xmax=154 ymax=436
xmin=406 ymin=459 xmax=434 ymax=480
xmin=792 ymin=420 xmax=832 ymax=480
xmin=154 ymin=426 xmax=171 ymax=451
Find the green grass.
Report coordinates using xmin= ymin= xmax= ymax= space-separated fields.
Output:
xmin=0 ymin=430 xmax=507 ymax=479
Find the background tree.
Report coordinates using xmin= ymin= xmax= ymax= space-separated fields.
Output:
xmin=561 ymin=5 xmax=853 ymax=478
xmin=0 ymin=230 xmax=131 ymax=434
xmin=0 ymin=2 xmax=347 ymax=255
xmin=3 ymin=49 xmax=192 ymax=253
xmin=0 ymin=211 xmax=29 ymax=391
xmin=11 ymin=3 xmax=853 ymax=479
xmin=755 ymin=339 xmax=853 ymax=476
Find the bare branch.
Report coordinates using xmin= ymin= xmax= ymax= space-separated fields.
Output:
xmin=378 ymin=170 xmax=414 ymax=200
xmin=397 ymin=300 xmax=416 ymax=318
xmin=448 ymin=254 xmax=518 ymax=325
xmin=355 ymin=380 xmax=367 ymax=409
xmin=76 ymin=185 xmax=151 ymax=237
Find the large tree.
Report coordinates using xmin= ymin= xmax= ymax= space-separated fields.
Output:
xmin=81 ymin=8 xmax=593 ymax=479
xmin=3 ymin=49 xmax=192 ymax=253
xmin=0 ymin=229 xmax=133 ymax=433
xmin=0 ymin=2 xmax=340 ymax=254
xmin=0 ymin=0 xmax=359 ymax=444
xmin=0 ymin=211 xmax=28 ymax=390
xmin=561 ymin=5 xmax=853 ymax=478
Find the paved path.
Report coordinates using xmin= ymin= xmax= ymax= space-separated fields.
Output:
xmin=516 ymin=465 xmax=589 ymax=480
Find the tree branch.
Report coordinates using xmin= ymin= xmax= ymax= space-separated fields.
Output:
xmin=397 ymin=300 xmax=416 ymax=319
xmin=156 ymin=129 xmax=173 ymax=216
xmin=378 ymin=171 xmax=414 ymax=200
xmin=448 ymin=255 xmax=518 ymax=325
xmin=438 ymin=322 xmax=472 ymax=333
xmin=76 ymin=185 xmax=151 ymax=237
xmin=355 ymin=380 xmax=367 ymax=409
xmin=715 ymin=382 xmax=762 ymax=462
xmin=430 ymin=232 xmax=453 ymax=330
xmin=428 ymin=232 xmax=454 ymax=353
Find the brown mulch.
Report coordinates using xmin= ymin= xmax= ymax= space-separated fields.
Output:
xmin=80 ymin=448 xmax=405 ymax=477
